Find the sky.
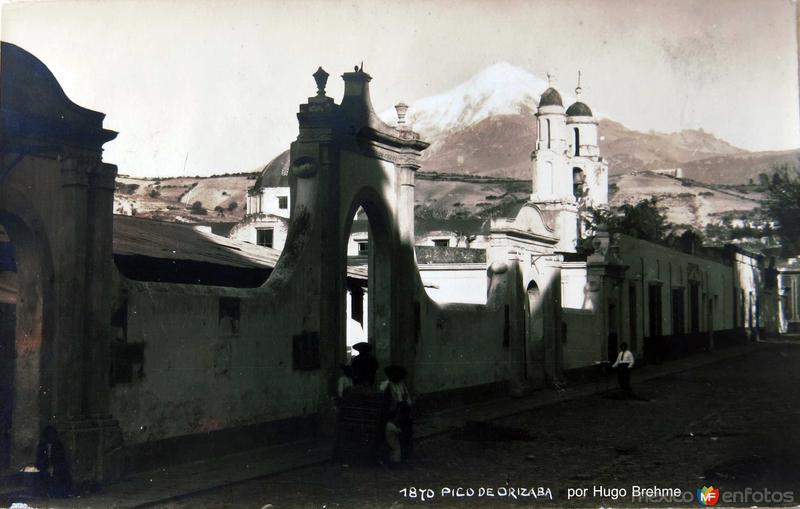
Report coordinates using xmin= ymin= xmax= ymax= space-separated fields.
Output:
xmin=1 ymin=0 xmax=798 ymax=177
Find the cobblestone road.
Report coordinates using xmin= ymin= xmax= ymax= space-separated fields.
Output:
xmin=163 ymin=343 xmax=800 ymax=508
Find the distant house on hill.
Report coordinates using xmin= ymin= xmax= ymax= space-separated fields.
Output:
xmin=649 ymin=168 xmax=683 ymax=178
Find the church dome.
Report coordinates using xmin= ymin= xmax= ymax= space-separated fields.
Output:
xmin=251 ymin=150 xmax=290 ymax=192
xmin=538 ymin=87 xmax=563 ymax=107
xmin=566 ymin=101 xmax=593 ymax=117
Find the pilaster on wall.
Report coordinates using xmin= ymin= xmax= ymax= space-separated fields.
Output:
xmin=85 ymin=163 xmax=118 ymax=416
xmin=290 ymin=72 xmax=340 ymax=401
xmin=539 ymin=254 xmax=565 ymax=382
xmin=586 ymin=231 xmax=629 ymax=361
xmin=397 ymin=163 xmax=417 ymax=252
xmin=56 ymin=158 xmax=91 ymax=419
xmin=55 ymin=157 xmax=124 ymax=482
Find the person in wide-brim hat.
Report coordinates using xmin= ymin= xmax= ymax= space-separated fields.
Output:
xmin=351 ymin=341 xmax=378 ymax=386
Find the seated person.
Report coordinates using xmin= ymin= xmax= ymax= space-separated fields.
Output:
xmin=35 ymin=425 xmax=73 ymax=498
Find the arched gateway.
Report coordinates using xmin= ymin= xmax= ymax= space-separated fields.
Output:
xmin=285 ymin=66 xmax=429 ymax=389
xmin=276 ymin=66 xmax=529 ymax=403
xmin=0 ymin=42 xmax=122 ymax=480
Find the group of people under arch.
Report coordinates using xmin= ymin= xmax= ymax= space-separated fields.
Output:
xmin=336 ymin=342 xmax=413 ymax=466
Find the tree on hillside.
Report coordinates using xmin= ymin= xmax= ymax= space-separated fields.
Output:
xmin=585 ymin=197 xmax=670 ymax=243
xmin=190 ymin=201 xmax=207 ymax=215
xmin=578 ymin=197 xmax=692 ymax=255
xmin=760 ymin=163 xmax=800 ymax=254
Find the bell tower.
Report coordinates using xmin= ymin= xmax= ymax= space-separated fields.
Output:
xmin=531 ymin=74 xmax=571 ymax=203
xmin=566 ymin=72 xmax=607 ymax=209
xmin=530 ymin=74 xmax=580 ymax=252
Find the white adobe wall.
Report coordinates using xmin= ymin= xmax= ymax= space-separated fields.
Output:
xmin=228 ymin=214 xmax=290 ymax=251
xmin=554 ymin=236 xmax=764 ymax=371
xmin=110 ymin=283 xmax=324 ymax=446
xmin=618 ymin=236 xmax=744 ymax=345
xmin=413 ymin=303 xmax=508 ymax=394
xmin=561 ymin=309 xmax=599 ymax=370
xmin=418 ymin=265 xmax=487 ymax=305
xmin=561 ymin=264 xmax=590 ymax=310
xmin=248 ymin=187 xmax=291 ymax=218
xmin=346 ymin=231 xmax=368 ymax=256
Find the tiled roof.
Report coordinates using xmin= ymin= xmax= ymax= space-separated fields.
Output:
xmin=113 ymin=215 xmax=367 ymax=280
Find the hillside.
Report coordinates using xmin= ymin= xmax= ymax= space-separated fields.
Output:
xmin=416 ymin=113 xmax=751 ymax=180
xmin=599 ymin=120 xmax=745 ymax=176
xmin=608 ymin=172 xmax=763 ymax=228
xmin=679 ymin=149 xmax=800 ymax=185
xmin=412 ymin=170 xmax=763 ymax=224
xmin=114 ymin=174 xmax=254 ymax=223
xmin=114 ymin=167 xmax=765 ymax=243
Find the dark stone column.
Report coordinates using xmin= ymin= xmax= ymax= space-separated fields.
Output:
xmin=54 ymin=157 xmax=90 ymax=419
xmin=83 ymin=162 xmax=116 ymax=416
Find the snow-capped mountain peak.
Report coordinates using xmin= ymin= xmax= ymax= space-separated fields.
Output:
xmin=381 ymin=62 xmax=574 ymax=139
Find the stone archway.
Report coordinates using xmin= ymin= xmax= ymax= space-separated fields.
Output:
xmin=0 ymin=210 xmax=53 ymax=470
xmin=286 ymin=66 xmax=428 ymax=394
xmin=342 ymin=189 xmax=396 ymax=370
xmin=525 ymin=280 xmax=547 ymax=385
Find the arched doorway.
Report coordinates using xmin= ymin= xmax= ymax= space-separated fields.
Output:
xmin=342 ymin=193 xmax=395 ymax=375
xmin=0 ymin=212 xmax=51 ymax=470
xmin=344 ymin=207 xmax=369 ymax=362
xmin=526 ymin=280 xmax=545 ymax=382
xmin=0 ymin=224 xmax=16 ymax=469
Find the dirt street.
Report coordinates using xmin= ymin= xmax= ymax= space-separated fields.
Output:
xmin=160 ymin=344 xmax=800 ymax=508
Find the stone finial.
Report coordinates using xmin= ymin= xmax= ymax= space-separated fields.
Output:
xmin=395 ymin=102 xmax=409 ymax=126
xmin=575 ymin=70 xmax=582 ymax=100
xmin=588 ymin=226 xmax=614 ymax=264
xmin=313 ymin=67 xmax=329 ymax=96
xmin=546 ymin=72 xmax=554 ymax=87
